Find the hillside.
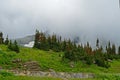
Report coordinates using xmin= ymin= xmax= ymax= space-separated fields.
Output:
xmin=13 ymin=35 xmax=35 ymax=46
xmin=0 ymin=44 xmax=120 ymax=73
xmin=0 ymin=44 xmax=120 ymax=80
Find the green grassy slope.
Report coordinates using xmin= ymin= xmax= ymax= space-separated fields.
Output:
xmin=0 ymin=44 xmax=120 ymax=73
xmin=0 ymin=44 xmax=120 ymax=80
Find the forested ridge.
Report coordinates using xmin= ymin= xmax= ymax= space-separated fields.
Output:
xmin=0 ymin=30 xmax=120 ymax=68
xmin=33 ymin=30 xmax=120 ymax=68
xmin=0 ymin=31 xmax=120 ymax=79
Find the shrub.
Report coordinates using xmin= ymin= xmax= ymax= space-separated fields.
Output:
xmin=85 ymin=55 xmax=93 ymax=65
xmin=8 ymin=40 xmax=20 ymax=53
xmin=95 ymin=58 xmax=110 ymax=68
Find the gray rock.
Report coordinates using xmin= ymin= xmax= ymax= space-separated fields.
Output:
xmin=9 ymin=70 xmax=95 ymax=79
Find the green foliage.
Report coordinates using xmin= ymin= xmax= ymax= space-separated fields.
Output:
xmin=95 ymin=58 xmax=110 ymax=68
xmin=94 ymin=51 xmax=110 ymax=68
xmin=0 ymin=32 xmax=4 ymax=44
xmin=34 ymin=30 xmax=67 ymax=52
xmin=1 ymin=45 xmax=120 ymax=73
xmin=34 ymin=30 xmax=49 ymax=51
xmin=4 ymin=35 xmax=9 ymax=45
xmin=63 ymin=46 xmax=112 ymax=68
xmin=8 ymin=40 xmax=20 ymax=53
xmin=33 ymin=30 xmax=120 ymax=68
xmin=85 ymin=55 xmax=93 ymax=65
xmin=96 ymin=38 xmax=99 ymax=48
xmin=64 ymin=48 xmax=85 ymax=62
xmin=0 ymin=50 xmax=16 ymax=69
xmin=96 ymin=73 xmax=120 ymax=80
xmin=118 ymin=46 xmax=120 ymax=55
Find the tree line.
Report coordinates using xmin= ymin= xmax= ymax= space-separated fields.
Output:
xmin=0 ymin=32 xmax=19 ymax=53
xmin=34 ymin=30 xmax=120 ymax=68
xmin=1 ymin=30 xmax=120 ymax=68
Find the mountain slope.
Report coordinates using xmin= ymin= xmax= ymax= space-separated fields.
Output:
xmin=14 ymin=35 xmax=35 ymax=46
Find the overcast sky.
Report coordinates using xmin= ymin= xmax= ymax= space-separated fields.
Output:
xmin=0 ymin=0 xmax=120 ymax=46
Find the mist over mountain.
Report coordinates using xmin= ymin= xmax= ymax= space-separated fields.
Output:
xmin=0 ymin=0 xmax=120 ymax=47
xmin=13 ymin=35 xmax=35 ymax=46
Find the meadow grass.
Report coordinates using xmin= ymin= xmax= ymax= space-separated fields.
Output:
xmin=0 ymin=44 xmax=120 ymax=80
xmin=0 ymin=44 xmax=120 ymax=73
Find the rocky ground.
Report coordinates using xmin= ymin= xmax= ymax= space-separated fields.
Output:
xmin=9 ymin=70 xmax=94 ymax=79
xmin=9 ymin=60 xmax=95 ymax=79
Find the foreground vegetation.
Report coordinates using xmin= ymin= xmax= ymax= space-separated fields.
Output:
xmin=0 ymin=44 xmax=120 ymax=73
xmin=1 ymin=31 xmax=120 ymax=69
xmin=0 ymin=45 xmax=120 ymax=80
xmin=0 ymin=43 xmax=120 ymax=79
xmin=0 ymin=31 xmax=120 ymax=79
xmin=33 ymin=30 xmax=120 ymax=68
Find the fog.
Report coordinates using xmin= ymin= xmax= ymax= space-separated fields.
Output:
xmin=0 ymin=0 xmax=120 ymax=47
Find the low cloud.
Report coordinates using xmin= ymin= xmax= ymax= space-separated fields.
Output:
xmin=0 ymin=0 xmax=120 ymax=46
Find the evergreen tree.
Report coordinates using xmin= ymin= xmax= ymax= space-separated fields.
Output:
xmin=8 ymin=40 xmax=20 ymax=53
xmin=34 ymin=30 xmax=40 ymax=48
xmin=106 ymin=41 xmax=112 ymax=54
xmin=87 ymin=42 xmax=89 ymax=47
xmin=0 ymin=32 xmax=4 ymax=44
xmin=33 ymin=30 xmax=113 ymax=68
xmin=118 ymin=46 xmax=120 ymax=55
xmin=4 ymin=35 xmax=9 ymax=45
xmin=100 ymin=46 xmax=103 ymax=52
xmin=96 ymin=38 xmax=99 ymax=48
xmin=61 ymin=39 xmax=67 ymax=51
xmin=47 ymin=35 xmax=52 ymax=49
xmin=13 ymin=40 xmax=20 ymax=53
xmin=8 ymin=40 xmax=12 ymax=50
xmin=111 ymin=44 xmax=116 ymax=55
xmin=85 ymin=42 xmax=92 ymax=54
